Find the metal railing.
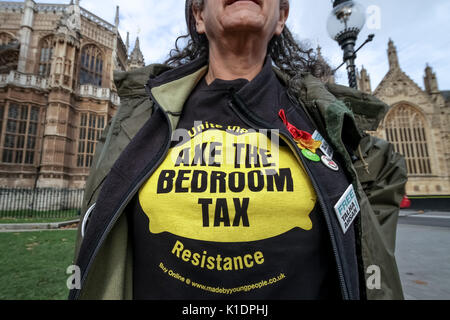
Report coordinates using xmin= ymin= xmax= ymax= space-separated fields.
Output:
xmin=0 ymin=188 xmax=84 ymax=219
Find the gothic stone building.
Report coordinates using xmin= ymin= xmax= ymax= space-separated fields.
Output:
xmin=358 ymin=40 xmax=450 ymax=201
xmin=0 ymin=0 xmax=144 ymax=189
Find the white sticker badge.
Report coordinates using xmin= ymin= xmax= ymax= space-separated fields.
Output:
xmin=312 ymin=131 xmax=334 ymax=159
xmin=334 ymin=184 xmax=360 ymax=234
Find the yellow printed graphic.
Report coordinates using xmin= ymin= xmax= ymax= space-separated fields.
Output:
xmin=139 ymin=128 xmax=316 ymax=243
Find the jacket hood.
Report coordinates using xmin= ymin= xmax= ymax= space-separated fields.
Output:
xmin=326 ymin=82 xmax=389 ymax=132
xmin=113 ymin=64 xmax=172 ymax=99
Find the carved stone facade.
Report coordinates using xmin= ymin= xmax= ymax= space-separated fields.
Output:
xmin=0 ymin=0 xmax=143 ymax=189
xmin=358 ymin=39 xmax=450 ymax=197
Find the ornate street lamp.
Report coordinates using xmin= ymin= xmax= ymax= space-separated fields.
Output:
xmin=327 ymin=0 xmax=369 ymax=89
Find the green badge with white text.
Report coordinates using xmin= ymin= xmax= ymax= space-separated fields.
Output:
xmin=301 ymin=149 xmax=320 ymax=162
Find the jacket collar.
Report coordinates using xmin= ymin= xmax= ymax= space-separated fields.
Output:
xmin=143 ymin=56 xmax=363 ymax=153
xmin=146 ymin=56 xmax=208 ymax=117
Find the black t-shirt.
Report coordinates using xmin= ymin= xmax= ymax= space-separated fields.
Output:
xmin=129 ymin=59 xmax=341 ymax=300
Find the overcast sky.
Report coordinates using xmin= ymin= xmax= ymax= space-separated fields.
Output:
xmin=30 ymin=0 xmax=450 ymax=91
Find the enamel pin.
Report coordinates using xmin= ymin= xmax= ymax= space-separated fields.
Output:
xmin=321 ymin=155 xmax=339 ymax=171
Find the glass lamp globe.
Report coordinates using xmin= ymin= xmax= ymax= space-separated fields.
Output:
xmin=327 ymin=0 xmax=366 ymax=41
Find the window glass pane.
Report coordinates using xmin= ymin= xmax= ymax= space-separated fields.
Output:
xmin=27 ymin=136 xmax=36 ymax=149
xmin=77 ymin=155 xmax=84 ymax=167
xmin=80 ymin=128 xmax=86 ymax=140
xmin=98 ymin=116 xmax=104 ymax=129
xmin=30 ymin=107 xmax=39 ymax=121
xmin=15 ymin=150 xmax=23 ymax=164
xmin=28 ymin=123 xmax=37 ymax=135
xmin=5 ymin=135 xmax=15 ymax=148
xmin=81 ymin=114 xmax=87 ymax=127
xmin=8 ymin=105 xmax=19 ymax=119
xmin=25 ymin=151 xmax=34 ymax=164
xmin=20 ymin=106 xmax=28 ymax=120
xmin=6 ymin=120 xmax=17 ymax=133
xmin=86 ymin=155 xmax=93 ymax=168
xmin=16 ymin=135 xmax=25 ymax=148
xmin=2 ymin=150 xmax=13 ymax=163
xmin=19 ymin=121 xmax=26 ymax=134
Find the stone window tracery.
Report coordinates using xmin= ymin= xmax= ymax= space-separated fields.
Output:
xmin=38 ymin=36 xmax=54 ymax=77
xmin=79 ymin=45 xmax=103 ymax=87
xmin=385 ymin=104 xmax=432 ymax=175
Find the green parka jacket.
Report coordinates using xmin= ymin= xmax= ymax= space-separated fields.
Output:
xmin=71 ymin=60 xmax=407 ymax=300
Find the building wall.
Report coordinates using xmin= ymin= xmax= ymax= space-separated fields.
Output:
xmin=0 ymin=1 xmax=127 ymax=189
xmin=361 ymin=40 xmax=450 ymax=197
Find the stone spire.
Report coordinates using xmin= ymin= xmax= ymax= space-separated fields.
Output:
xmin=316 ymin=45 xmax=323 ymax=59
xmin=126 ymin=31 xmax=130 ymax=54
xmin=315 ymin=44 xmax=335 ymax=84
xmin=127 ymin=37 xmax=145 ymax=70
xmin=114 ymin=6 xmax=120 ymax=28
xmin=357 ymin=66 xmax=372 ymax=94
xmin=424 ymin=64 xmax=439 ymax=95
xmin=388 ymin=39 xmax=400 ymax=70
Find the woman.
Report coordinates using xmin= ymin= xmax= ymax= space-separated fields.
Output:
xmin=70 ymin=0 xmax=407 ymax=300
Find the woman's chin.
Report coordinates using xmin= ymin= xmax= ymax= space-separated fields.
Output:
xmin=221 ymin=15 xmax=266 ymax=33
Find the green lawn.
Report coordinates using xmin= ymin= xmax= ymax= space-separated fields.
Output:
xmin=0 ymin=209 xmax=80 ymax=220
xmin=0 ymin=230 xmax=77 ymax=300
xmin=0 ymin=217 xmax=80 ymax=224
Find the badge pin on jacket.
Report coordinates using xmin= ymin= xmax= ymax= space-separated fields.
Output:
xmin=279 ymin=109 xmax=322 ymax=160
xmin=278 ymin=109 xmax=339 ymax=171
xmin=321 ymin=155 xmax=339 ymax=171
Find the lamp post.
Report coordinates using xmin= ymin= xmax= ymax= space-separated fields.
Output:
xmin=327 ymin=0 xmax=367 ymax=89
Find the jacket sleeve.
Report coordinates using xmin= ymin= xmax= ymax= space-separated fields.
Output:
xmin=353 ymin=134 xmax=408 ymax=253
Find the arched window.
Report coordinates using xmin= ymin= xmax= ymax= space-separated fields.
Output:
xmin=0 ymin=32 xmax=15 ymax=46
xmin=80 ymin=45 xmax=103 ymax=87
xmin=385 ymin=104 xmax=432 ymax=175
xmin=38 ymin=36 xmax=54 ymax=77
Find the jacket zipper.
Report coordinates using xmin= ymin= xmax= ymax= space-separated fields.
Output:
xmin=228 ymin=92 xmax=351 ymax=300
xmin=71 ymin=89 xmax=173 ymax=300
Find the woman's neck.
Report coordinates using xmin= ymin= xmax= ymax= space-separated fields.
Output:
xmin=205 ymin=36 xmax=268 ymax=85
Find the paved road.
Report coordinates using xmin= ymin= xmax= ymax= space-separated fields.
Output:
xmin=396 ymin=212 xmax=450 ymax=300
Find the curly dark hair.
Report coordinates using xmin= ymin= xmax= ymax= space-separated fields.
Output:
xmin=165 ymin=0 xmax=333 ymax=81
